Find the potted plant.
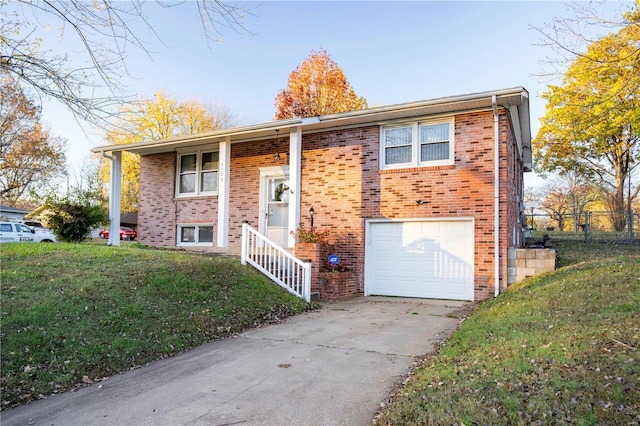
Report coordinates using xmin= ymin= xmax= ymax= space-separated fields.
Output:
xmin=292 ymin=224 xmax=331 ymax=295
xmin=290 ymin=223 xmax=330 ymax=244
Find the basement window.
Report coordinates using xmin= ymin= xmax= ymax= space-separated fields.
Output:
xmin=177 ymin=224 xmax=214 ymax=246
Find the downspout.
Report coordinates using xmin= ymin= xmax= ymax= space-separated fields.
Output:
xmin=492 ymin=96 xmax=500 ymax=297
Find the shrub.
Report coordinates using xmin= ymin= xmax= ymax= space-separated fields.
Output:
xmin=291 ymin=223 xmax=330 ymax=244
xmin=44 ymin=195 xmax=108 ymax=242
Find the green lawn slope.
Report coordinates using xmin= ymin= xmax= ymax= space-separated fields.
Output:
xmin=0 ymin=243 xmax=312 ymax=409
xmin=374 ymin=239 xmax=639 ymax=425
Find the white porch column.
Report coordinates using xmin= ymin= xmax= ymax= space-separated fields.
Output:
xmin=287 ymin=127 xmax=302 ymax=247
xmin=108 ymin=150 xmax=122 ymax=246
xmin=217 ymin=137 xmax=231 ymax=247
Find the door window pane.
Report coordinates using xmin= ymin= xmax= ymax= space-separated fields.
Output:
xmin=269 ymin=179 xmax=289 ymax=202
xmin=267 ymin=204 xmax=288 ymax=227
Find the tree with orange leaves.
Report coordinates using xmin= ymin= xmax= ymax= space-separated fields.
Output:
xmin=0 ymin=71 xmax=66 ymax=206
xmin=274 ymin=48 xmax=368 ymax=120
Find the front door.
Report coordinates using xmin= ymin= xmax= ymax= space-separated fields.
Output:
xmin=263 ymin=175 xmax=290 ymax=246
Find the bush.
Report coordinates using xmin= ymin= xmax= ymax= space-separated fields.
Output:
xmin=290 ymin=223 xmax=330 ymax=244
xmin=44 ymin=196 xmax=108 ymax=242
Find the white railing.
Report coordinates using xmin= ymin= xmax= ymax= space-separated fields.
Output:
xmin=241 ymin=223 xmax=311 ymax=302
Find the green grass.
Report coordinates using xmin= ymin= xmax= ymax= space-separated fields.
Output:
xmin=374 ymin=237 xmax=640 ymax=425
xmin=0 ymin=243 xmax=312 ymax=409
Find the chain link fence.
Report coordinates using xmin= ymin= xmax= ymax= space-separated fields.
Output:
xmin=525 ymin=210 xmax=640 ymax=243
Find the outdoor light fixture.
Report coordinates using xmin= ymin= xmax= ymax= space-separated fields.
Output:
xmin=416 ymin=200 xmax=426 ymax=205
xmin=309 ymin=207 xmax=315 ymax=227
xmin=273 ymin=129 xmax=281 ymax=162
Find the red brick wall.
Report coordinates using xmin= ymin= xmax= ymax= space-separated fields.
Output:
xmin=138 ymin=153 xmax=177 ymax=246
xmin=299 ymin=126 xmax=377 ymax=296
xmin=295 ymin=111 xmax=508 ymax=300
xmin=227 ymin=137 xmax=289 ymax=246
xmin=138 ymin=152 xmax=218 ymax=246
xmin=504 ymin=112 xmax=526 ymax=290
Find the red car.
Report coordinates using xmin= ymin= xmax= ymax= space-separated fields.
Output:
xmin=99 ymin=226 xmax=138 ymax=241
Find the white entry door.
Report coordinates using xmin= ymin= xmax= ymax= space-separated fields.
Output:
xmin=263 ymin=176 xmax=290 ymax=246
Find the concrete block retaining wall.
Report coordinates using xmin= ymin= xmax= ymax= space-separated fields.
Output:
xmin=507 ymin=248 xmax=556 ymax=284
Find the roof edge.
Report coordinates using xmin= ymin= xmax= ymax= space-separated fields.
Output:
xmin=92 ymin=87 xmax=530 ymax=155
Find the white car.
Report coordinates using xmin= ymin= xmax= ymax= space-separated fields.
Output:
xmin=0 ymin=221 xmax=57 ymax=243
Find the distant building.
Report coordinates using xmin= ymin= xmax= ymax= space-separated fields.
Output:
xmin=0 ymin=205 xmax=30 ymax=222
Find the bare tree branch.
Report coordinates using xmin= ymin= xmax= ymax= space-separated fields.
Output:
xmin=0 ymin=0 xmax=253 ymax=130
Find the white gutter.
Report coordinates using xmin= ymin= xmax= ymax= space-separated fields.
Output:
xmin=492 ymin=95 xmax=500 ymax=297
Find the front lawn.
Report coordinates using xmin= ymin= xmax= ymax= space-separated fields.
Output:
xmin=374 ymin=238 xmax=640 ymax=425
xmin=0 ymin=243 xmax=312 ymax=409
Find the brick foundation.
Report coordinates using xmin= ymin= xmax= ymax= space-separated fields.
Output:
xmin=318 ymin=271 xmax=359 ymax=300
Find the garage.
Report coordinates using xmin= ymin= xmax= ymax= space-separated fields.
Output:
xmin=365 ymin=219 xmax=474 ymax=301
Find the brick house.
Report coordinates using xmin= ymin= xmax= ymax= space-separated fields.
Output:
xmin=94 ymin=87 xmax=531 ymax=302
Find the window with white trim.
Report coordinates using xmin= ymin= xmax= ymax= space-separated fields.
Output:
xmin=177 ymin=224 xmax=214 ymax=246
xmin=381 ymin=118 xmax=454 ymax=169
xmin=177 ymin=151 xmax=219 ymax=196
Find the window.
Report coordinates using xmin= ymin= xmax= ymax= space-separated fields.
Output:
xmin=381 ymin=119 xmax=454 ymax=169
xmin=420 ymin=123 xmax=450 ymax=162
xmin=16 ymin=224 xmax=32 ymax=233
xmin=384 ymin=127 xmax=412 ymax=165
xmin=0 ymin=223 xmax=12 ymax=232
xmin=177 ymin=151 xmax=219 ymax=196
xmin=178 ymin=224 xmax=214 ymax=246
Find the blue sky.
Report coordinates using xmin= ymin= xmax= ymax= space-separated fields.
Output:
xmin=33 ymin=1 xmax=632 ymax=187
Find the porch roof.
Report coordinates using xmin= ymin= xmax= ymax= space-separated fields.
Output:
xmin=91 ymin=87 xmax=531 ymax=167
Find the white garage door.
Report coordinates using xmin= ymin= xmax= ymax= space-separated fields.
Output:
xmin=365 ymin=219 xmax=474 ymax=301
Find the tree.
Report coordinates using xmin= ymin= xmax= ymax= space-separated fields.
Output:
xmin=100 ymin=91 xmax=237 ymax=212
xmin=535 ymin=2 xmax=640 ymax=78
xmin=534 ymin=5 xmax=640 ymax=231
xmin=44 ymin=193 xmax=108 ymax=243
xmin=0 ymin=70 xmax=66 ymax=206
xmin=274 ymin=48 xmax=368 ymax=119
xmin=1 ymin=1 xmax=251 ymax=129
xmin=533 ymin=174 xmax=598 ymax=231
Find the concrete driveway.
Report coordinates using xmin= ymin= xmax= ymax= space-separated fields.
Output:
xmin=1 ymin=297 xmax=472 ymax=426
